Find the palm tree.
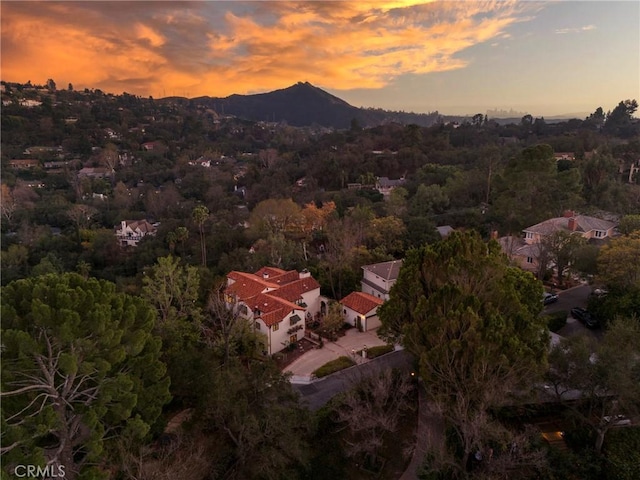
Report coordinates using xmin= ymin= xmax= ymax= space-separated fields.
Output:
xmin=192 ymin=205 xmax=209 ymax=266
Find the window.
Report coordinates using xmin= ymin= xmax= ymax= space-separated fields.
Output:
xmin=290 ymin=314 xmax=301 ymax=326
xmin=595 ymin=230 xmax=604 ymax=238
xmin=272 ymin=323 xmax=279 ymax=331
xmin=525 ymin=232 xmax=533 ymax=240
xmin=239 ymin=305 xmax=248 ymax=315
xmin=526 ymin=257 xmax=533 ymax=264
xmin=254 ymin=321 xmax=260 ymax=330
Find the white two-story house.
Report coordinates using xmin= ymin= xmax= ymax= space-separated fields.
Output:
xmin=361 ymin=260 xmax=403 ymax=301
xmin=225 ymin=267 xmax=321 ymax=355
xmin=115 ymin=220 xmax=157 ymax=247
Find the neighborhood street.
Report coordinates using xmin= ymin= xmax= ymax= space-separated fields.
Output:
xmin=544 ymin=284 xmax=603 ymax=341
xmin=543 ymin=284 xmax=590 ymax=315
xmin=293 ymin=349 xmax=415 ymax=410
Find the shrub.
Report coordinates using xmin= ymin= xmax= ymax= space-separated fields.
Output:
xmin=604 ymin=427 xmax=640 ymax=480
xmin=545 ymin=311 xmax=568 ymax=333
xmin=313 ymin=356 xmax=356 ymax=378
xmin=360 ymin=344 xmax=394 ymax=359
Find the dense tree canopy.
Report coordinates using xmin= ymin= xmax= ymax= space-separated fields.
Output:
xmin=379 ymin=231 xmax=548 ymax=474
xmin=1 ymin=273 xmax=171 ymax=479
xmin=546 ymin=317 xmax=640 ymax=453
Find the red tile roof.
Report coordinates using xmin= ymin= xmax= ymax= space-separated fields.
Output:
xmin=270 ymin=277 xmax=321 ymax=302
xmin=340 ymin=291 xmax=383 ymax=315
xmin=226 ymin=267 xmax=320 ymax=326
xmin=227 ymin=271 xmax=279 ymax=300
xmin=269 ymin=270 xmax=301 ymax=285
xmin=247 ymin=292 xmax=302 ymax=327
xmin=254 ymin=266 xmax=287 ymax=279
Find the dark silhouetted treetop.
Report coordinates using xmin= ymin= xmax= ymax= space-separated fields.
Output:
xmin=1 ymin=273 xmax=171 ymax=479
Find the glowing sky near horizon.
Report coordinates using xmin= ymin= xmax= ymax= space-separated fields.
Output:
xmin=1 ymin=1 xmax=638 ymax=116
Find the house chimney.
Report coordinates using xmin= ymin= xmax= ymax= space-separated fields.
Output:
xmin=262 ymin=272 xmax=269 ymax=279
xmin=299 ymin=269 xmax=311 ymax=279
xmin=121 ymin=220 xmax=127 ymax=232
xmin=563 ymin=210 xmax=575 ymax=218
xmin=568 ymin=217 xmax=577 ymax=231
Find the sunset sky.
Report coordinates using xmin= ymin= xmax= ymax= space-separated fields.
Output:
xmin=1 ymin=1 xmax=638 ymax=116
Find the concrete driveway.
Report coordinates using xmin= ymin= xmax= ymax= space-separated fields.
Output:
xmin=285 ymin=327 xmax=388 ymax=377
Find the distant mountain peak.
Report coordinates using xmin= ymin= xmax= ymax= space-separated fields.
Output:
xmin=188 ymin=82 xmax=440 ymax=129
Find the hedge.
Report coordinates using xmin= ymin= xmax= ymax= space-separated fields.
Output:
xmin=313 ymin=356 xmax=356 ymax=378
xmin=359 ymin=344 xmax=395 ymax=359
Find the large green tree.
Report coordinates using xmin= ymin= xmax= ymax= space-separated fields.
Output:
xmin=1 ymin=273 xmax=171 ymax=479
xmin=200 ymin=360 xmax=311 ymax=480
xmin=493 ymin=144 xmax=581 ymax=232
xmin=542 ymin=230 xmax=586 ymax=287
xmin=546 ymin=317 xmax=640 ymax=453
xmin=379 ymin=231 xmax=548 ymax=474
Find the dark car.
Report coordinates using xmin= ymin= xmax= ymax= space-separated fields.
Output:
xmin=543 ymin=292 xmax=559 ymax=305
xmin=571 ymin=307 xmax=600 ymax=329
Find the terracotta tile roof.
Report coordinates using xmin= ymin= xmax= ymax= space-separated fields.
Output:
xmin=254 ymin=266 xmax=286 ymax=279
xmin=226 ymin=267 xmax=320 ymax=326
xmin=268 ymin=270 xmax=301 ymax=285
xmin=248 ymin=292 xmax=302 ymax=327
xmin=227 ymin=271 xmax=279 ymax=300
xmin=270 ymin=277 xmax=321 ymax=302
xmin=340 ymin=291 xmax=383 ymax=315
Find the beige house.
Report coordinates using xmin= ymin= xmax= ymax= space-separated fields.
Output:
xmin=361 ymin=260 xmax=403 ymax=300
xmin=499 ymin=211 xmax=618 ymax=276
xmin=340 ymin=291 xmax=384 ymax=332
xmin=498 ymin=236 xmax=545 ymax=274
xmin=115 ymin=220 xmax=157 ymax=247
xmin=225 ymin=267 xmax=321 ymax=355
xmin=523 ymin=211 xmax=617 ymax=244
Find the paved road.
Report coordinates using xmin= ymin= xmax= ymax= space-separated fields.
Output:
xmin=293 ymin=350 xmax=415 ymax=410
xmin=543 ymin=284 xmax=603 ymax=341
xmin=543 ymin=284 xmax=590 ymax=314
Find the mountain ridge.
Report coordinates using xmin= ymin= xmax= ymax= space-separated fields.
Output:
xmin=162 ymin=82 xmax=442 ymax=129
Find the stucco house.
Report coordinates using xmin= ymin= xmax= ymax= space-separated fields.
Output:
xmin=115 ymin=220 xmax=157 ymax=247
xmin=499 ymin=210 xmax=618 ymax=277
xmin=225 ymin=267 xmax=322 ymax=355
xmin=361 ymin=260 xmax=403 ymax=300
xmin=523 ymin=211 xmax=617 ymax=244
xmin=498 ymin=235 xmax=545 ymax=274
xmin=340 ymin=291 xmax=384 ymax=332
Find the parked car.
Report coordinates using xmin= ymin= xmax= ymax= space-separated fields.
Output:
xmin=543 ymin=292 xmax=559 ymax=305
xmin=603 ymin=415 xmax=631 ymax=426
xmin=570 ymin=307 xmax=600 ymax=329
xmin=589 ymin=288 xmax=609 ymax=299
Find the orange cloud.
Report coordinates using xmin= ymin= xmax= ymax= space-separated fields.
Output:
xmin=1 ymin=1 xmax=537 ymax=97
